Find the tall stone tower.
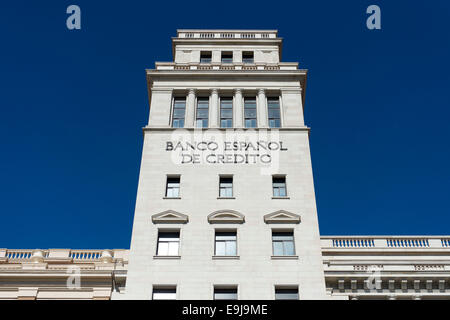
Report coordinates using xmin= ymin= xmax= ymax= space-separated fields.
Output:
xmin=124 ymin=30 xmax=327 ymax=300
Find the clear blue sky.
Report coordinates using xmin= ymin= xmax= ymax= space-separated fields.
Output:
xmin=1 ymin=1 xmax=449 ymax=249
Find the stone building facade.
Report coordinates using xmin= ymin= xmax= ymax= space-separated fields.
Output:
xmin=1 ymin=30 xmax=449 ymax=300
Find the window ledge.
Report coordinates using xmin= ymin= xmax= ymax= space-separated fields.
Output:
xmin=212 ymin=255 xmax=240 ymax=260
xmin=153 ymin=255 xmax=181 ymax=260
xmin=272 ymin=197 xmax=290 ymax=199
xmin=163 ymin=197 xmax=181 ymax=200
xmin=217 ymin=197 xmax=236 ymax=200
xmin=271 ymin=255 xmax=298 ymax=260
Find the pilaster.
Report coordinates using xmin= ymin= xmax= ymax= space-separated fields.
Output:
xmin=185 ymin=89 xmax=196 ymax=128
xmin=257 ymin=89 xmax=268 ymax=128
xmin=209 ymin=89 xmax=219 ymax=128
xmin=234 ymin=89 xmax=243 ymax=128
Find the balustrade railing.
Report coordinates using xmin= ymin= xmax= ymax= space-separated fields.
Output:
xmin=177 ymin=31 xmax=276 ymax=39
xmin=322 ymin=237 xmax=450 ymax=249
xmin=387 ymin=238 xmax=429 ymax=248
xmin=6 ymin=250 xmax=35 ymax=260
xmin=332 ymin=238 xmax=375 ymax=248
xmin=70 ymin=250 xmax=102 ymax=260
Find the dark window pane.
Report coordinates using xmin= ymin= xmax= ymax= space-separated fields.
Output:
xmin=221 ymin=109 xmax=233 ymax=119
xmin=221 ymin=52 xmax=233 ymax=63
xmin=158 ymin=232 xmax=179 ymax=240
xmin=269 ymin=119 xmax=281 ymax=128
xmin=214 ymin=289 xmax=237 ymax=300
xmin=268 ymin=109 xmax=280 ymax=119
xmin=272 ymin=232 xmax=293 ymax=241
xmin=200 ymin=51 xmax=212 ymax=63
xmin=197 ymin=109 xmax=209 ymax=118
xmin=216 ymin=232 xmax=236 ymax=240
xmin=221 ymin=119 xmax=233 ymax=128
xmin=244 ymin=108 xmax=257 ymax=118
xmin=172 ymin=119 xmax=184 ymax=128
xmin=173 ymin=108 xmax=185 ymax=118
xmin=273 ymin=177 xmax=285 ymax=184
xmin=275 ymin=289 xmax=298 ymax=300
xmin=245 ymin=119 xmax=257 ymax=128
xmin=153 ymin=288 xmax=176 ymax=300
xmin=242 ymin=51 xmax=254 ymax=64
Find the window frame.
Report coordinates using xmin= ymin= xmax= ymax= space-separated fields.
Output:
xmin=195 ymin=96 xmax=209 ymax=128
xmin=272 ymin=230 xmax=295 ymax=256
xmin=274 ymin=287 xmax=299 ymax=300
xmin=156 ymin=230 xmax=180 ymax=256
xmin=267 ymin=96 xmax=281 ymax=128
xmin=242 ymin=51 xmax=254 ymax=64
xmin=213 ymin=286 xmax=238 ymax=300
xmin=200 ymin=51 xmax=212 ymax=64
xmin=272 ymin=175 xmax=287 ymax=197
xmin=244 ymin=96 xmax=257 ymax=128
xmin=165 ymin=175 xmax=181 ymax=198
xmin=219 ymin=175 xmax=233 ymax=198
xmin=221 ymin=51 xmax=233 ymax=64
xmin=171 ymin=97 xmax=186 ymax=128
xmin=214 ymin=230 xmax=237 ymax=256
xmin=152 ymin=286 xmax=177 ymax=300
xmin=219 ymin=96 xmax=233 ymax=128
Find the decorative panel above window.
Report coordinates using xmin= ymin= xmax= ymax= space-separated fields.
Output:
xmin=264 ymin=210 xmax=301 ymax=224
xmin=208 ymin=210 xmax=245 ymax=224
xmin=152 ymin=210 xmax=189 ymax=224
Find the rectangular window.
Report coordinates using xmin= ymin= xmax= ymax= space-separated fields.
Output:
xmin=166 ymin=176 xmax=180 ymax=198
xmin=172 ymin=98 xmax=186 ymax=128
xmin=219 ymin=176 xmax=233 ymax=197
xmin=242 ymin=51 xmax=254 ymax=64
xmin=220 ymin=97 xmax=233 ymax=128
xmin=196 ymin=97 xmax=209 ymax=128
xmin=244 ymin=97 xmax=257 ymax=128
xmin=215 ymin=231 xmax=237 ymax=256
xmin=267 ymin=97 xmax=281 ymax=128
xmin=221 ymin=51 xmax=233 ymax=63
xmin=200 ymin=51 xmax=212 ymax=63
xmin=157 ymin=231 xmax=180 ymax=256
xmin=275 ymin=288 xmax=299 ymax=300
xmin=272 ymin=176 xmax=286 ymax=197
xmin=272 ymin=231 xmax=295 ymax=256
xmin=152 ymin=287 xmax=176 ymax=300
xmin=214 ymin=287 xmax=238 ymax=300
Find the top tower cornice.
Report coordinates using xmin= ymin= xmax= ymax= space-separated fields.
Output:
xmin=175 ymin=29 xmax=280 ymax=39
xmin=171 ymin=29 xmax=283 ymax=60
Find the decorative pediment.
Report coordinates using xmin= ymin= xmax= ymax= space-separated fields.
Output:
xmin=263 ymin=210 xmax=301 ymax=224
xmin=152 ymin=210 xmax=189 ymax=224
xmin=207 ymin=210 xmax=245 ymax=224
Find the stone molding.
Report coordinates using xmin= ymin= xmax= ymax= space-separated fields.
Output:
xmin=207 ymin=210 xmax=245 ymax=224
xmin=151 ymin=210 xmax=189 ymax=224
xmin=263 ymin=210 xmax=301 ymax=224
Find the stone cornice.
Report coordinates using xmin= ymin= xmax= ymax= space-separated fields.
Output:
xmin=143 ymin=126 xmax=311 ymax=132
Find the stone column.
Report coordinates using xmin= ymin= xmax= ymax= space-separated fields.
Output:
xmin=185 ymin=89 xmax=196 ymax=128
xmin=210 ymin=89 xmax=219 ymax=128
xmin=234 ymin=89 xmax=243 ymax=128
xmin=257 ymin=88 xmax=268 ymax=128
